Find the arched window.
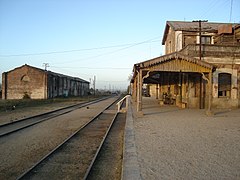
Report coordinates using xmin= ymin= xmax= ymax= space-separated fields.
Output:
xmin=21 ymin=75 xmax=30 ymax=82
xmin=218 ymin=73 xmax=231 ymax=97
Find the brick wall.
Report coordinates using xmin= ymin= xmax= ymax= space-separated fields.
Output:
xmin=2 ymin=65 xmax=90 ymax=99
xmin=2 ymin=65 xmax=46 ymax=99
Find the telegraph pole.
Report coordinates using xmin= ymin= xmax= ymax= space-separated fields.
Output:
xmin=43 ymin=63 xmax=49 ymax=70
xmin=192 ymin=20 xmax=208 ymax=60
xmin=93 ymin=75 xmax=96 ymax=96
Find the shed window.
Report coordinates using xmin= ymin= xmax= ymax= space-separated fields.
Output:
xmin=218 ymin=73 xmax=231 ymax=97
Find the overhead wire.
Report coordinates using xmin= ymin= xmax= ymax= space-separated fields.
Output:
xmin=50 ymin=66 xmax=129 ymax=85
xmin=50 ymin=66 xmax=131 ymax=70
xmin=0 ymin=43 xmax=134 ymax=57
xmin=50 ymin=37 xmax=161 ymax=65
xmin=199 ymin=0 xmax=230 ymax=21
xmin=229 ymin=0 xmax=233 ymax=22
xmin=0 ymin=37 xmax=161 ymax=58
xmin=199 ymin=0 xmax=219 ymax=18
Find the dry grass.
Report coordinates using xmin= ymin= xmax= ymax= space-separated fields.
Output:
xmin=0 ymin=95 xmax=104 ymax=112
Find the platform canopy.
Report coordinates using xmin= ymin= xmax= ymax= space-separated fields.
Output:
xmin=131 ymin=52 xmax=214 ymax=113
xmin=132 ymin=52 xmax=214 ymax=82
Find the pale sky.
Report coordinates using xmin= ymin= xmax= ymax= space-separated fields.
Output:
xmin=0 ymin=0 xmax=239 ymax=90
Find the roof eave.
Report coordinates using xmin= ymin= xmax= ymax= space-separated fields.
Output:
xmin=162 ymin=22 xmax=170 ymax=45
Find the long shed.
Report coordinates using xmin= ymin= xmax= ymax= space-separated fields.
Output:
xmin=2 ymin=64 xmax=90 ymax=99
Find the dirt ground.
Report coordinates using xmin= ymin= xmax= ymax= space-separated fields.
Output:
xmin=133 ymin=97 xmax=240 ymax=180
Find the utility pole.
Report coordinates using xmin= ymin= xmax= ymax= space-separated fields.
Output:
xmin=43 ymin=63 xmax=49 ymax=70
xmin=192 ymin=20 xmax=208 ymax=60
xmin=93 ymin=75 xmax=96 ymax=96
xmin=193 ymin=20 xmax=208 ymax=109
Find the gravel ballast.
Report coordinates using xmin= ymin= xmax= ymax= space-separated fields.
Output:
xmin=0 ymin=101 xmax=84 ymax=125
xmin=0 ymin=97 xmax=118 ymax=180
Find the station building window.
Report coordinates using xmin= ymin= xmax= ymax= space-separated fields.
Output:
xmin=201 ymin=36 xmax=211 ymax=44
xmin=183 ymin=35 xmax=196 ymax=47
xmin=218 ymin=73 xmax=231 ymax=97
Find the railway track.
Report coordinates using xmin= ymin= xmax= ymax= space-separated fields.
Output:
xmin=17 ymin=96 xmax=125 ymax=180
xmin=0 ymin=96 xmax=110 ymax=137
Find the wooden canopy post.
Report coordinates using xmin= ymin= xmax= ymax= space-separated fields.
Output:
xmin=206 ymin=71 xmax=213 ymax=116
xmin=160 ymin=73 xmax=164 ymax=101
xmin=202 ymin=72 xmax=213 ymax=116
xmin=137 ymin=69 xmax=143 ymax=112
xmin=179 ymin=71 xmax=182 ymax=103
xmin=132 ymin=78 xmax=137 ymax=102
xmin=156 ymin=84 xmax=159 ymax=99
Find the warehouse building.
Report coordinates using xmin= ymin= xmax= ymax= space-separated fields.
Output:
xmin=2 ymin=64 xmax=90 ymax=99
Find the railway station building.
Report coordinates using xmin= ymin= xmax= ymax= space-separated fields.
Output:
xmin=131 ymin=21 xmax=240 ymax=111
xmin=2 ymin=64 xmax=90 ymax=99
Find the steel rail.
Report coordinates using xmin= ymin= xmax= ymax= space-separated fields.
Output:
xmin=17 ymin=96 xmax=121 ymax=180
xmin=0 ymin=96 xmax=111 ymax=137
xmin=83 ymin=97 xmax=125 ymax=179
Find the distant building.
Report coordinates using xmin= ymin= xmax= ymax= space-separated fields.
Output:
xmin=2 ymin=64 xmax=90 ymax=99
xmin=131 ymin=21 xmax=240 ymax=110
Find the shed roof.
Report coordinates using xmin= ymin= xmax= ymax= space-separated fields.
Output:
xmin=4 ymin=64 xmax=89 ymax=83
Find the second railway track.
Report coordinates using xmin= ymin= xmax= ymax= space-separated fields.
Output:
xmin=0 ymin=96 xmax=121 ymax=180
xmin=17 ymin=96 xmax=125 ymax=179
xmin=0 ymin=96 xmax=110 ymax=137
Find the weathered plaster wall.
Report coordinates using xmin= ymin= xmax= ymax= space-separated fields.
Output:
xmin=165 ymin=27 xmax=176 ymax=54
xmin=212 ymin=68 xmax=239 ymax=108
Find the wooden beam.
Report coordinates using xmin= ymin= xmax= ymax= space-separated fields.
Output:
xmin=146 ymin=59 xmax=211 ymax=73
xmin=206 ymin=72 xmax=213 ymax=116
xmin=202 ymin=72 xmax=213 ymax=115
xmin=137 ymin=69 xmax=143 ymax=112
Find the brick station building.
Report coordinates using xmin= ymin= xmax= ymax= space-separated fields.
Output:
xmin=2 ymin=64 xmax=90 ymax=99
xmin=131 ymin=21 xmax=240 ymax=111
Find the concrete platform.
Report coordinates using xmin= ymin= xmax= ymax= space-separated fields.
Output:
xmin=122 ymin=96 xmax=240 ymax=179
xmin=121 ymin=97 xmax=141 ymax=180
